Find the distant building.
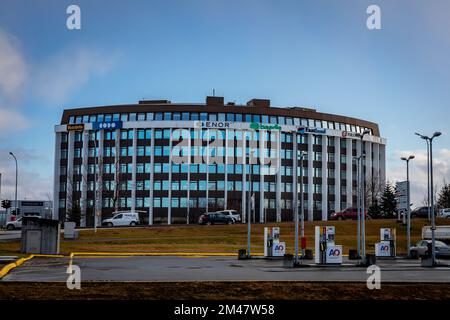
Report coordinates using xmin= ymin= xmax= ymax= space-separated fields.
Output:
xmin=2 ymin=200 xmax=53 ymax=225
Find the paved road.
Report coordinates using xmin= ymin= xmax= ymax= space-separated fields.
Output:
xmin=2 ymin=256 xmax=450 ymax=282
xmin=0 ymin=230 xmax=21 ymax=242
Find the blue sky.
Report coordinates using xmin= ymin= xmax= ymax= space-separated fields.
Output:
xmin=0 ymin=0 xmax=449 ymax=205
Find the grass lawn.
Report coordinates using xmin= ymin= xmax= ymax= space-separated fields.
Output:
xmin=0 ymin=218 xmax=446 ymax=257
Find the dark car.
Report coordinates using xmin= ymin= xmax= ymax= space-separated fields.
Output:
xmin=330 ymin=207 xmax=369 ymax=220
xmin=198 ymin=212 xmax=235 ymax=225
xmin=411 ymin=206 xmax=433 ymax=218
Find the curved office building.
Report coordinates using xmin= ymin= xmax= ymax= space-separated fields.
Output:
xmin=53 ymin=96 xmax=386 ymax=226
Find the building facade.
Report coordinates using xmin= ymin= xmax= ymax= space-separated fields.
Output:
xmin=1 ymin=200 xmax=53 ymax=226
xmin=53 ymin=96 xmax=386 ymax=226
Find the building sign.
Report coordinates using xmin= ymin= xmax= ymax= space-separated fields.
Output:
xmin=66 ymin=124 xmax=85 ymax=131
xmin=21 ymin=201 xmax=44 ymax=207
xmin=298 ymin=127 xmax=326 ymax=135
xmin=272 ymin=241 xmax=286 ymax=257
xmin=92 ymin=121 xmax=123 ymax=130
xmin=342 ymin=131 xmax=361 ymax=138
xmin=395 ymin=181 xmax=408 ymax=211
xmin=195 ymin=121 xmax=231 ymax=129
xmin=375 ymin=241 xmax=391 ymax=257
xmin=250 ymin=122 xmax=281 ymax=131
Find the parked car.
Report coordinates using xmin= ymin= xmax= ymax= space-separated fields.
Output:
xmin=5 ymin=217 xmax=22 ymax=230
xmin=439 ymin=208 xmax=450 ymax=219
xmin=411 ymin=206 xmax=434 ymax=218
xmin=198 ymin=212 xmax=235 ymax=225
xmin=215 ymin=210 xmax=241 ymax=223
xmin=410 ymin=240 xmax=450 ymax=258
xmin=102 ymin=212 xmax=140 ymax=227
xmin=330 ymin=208 xmax=369 ymax=220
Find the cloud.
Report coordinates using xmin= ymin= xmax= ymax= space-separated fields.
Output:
xmin=0 ymin=28 xmax=28 ymax=100
xmin=33 ymin=47 xmax=118 ymax=104
xmin=0 ymin=28 xmax=29 ymax=134
xmin=387 ymin=148 xmax=450 ymax=208
xmin=0 ymin=148 xmax=53 ymax=201
xmin=0 ymin=108 xmax=29 ymax=132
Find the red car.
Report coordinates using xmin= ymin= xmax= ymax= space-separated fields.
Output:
xmin=330 ymin=208 xmax=369 ymax=220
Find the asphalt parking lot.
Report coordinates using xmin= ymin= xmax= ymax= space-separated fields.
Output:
xmin=2 ymin=256 xmax=450 ymax=282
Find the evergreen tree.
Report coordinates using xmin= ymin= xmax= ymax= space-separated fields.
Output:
xmin=437 ymin=182 xmax=450 ymax=210
xmin=380 ymin=183 xmax=397 ymax=218
xmin=67 ymin=202 xmax=81 ymax=226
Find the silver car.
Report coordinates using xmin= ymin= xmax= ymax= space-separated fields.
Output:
xmin=410 ymin=240 xmax=450 ymax=258
xmin=439 ymin=208 xmax=450 ymax=218
xmin=217 ymin=210 xmax=241 ymax=223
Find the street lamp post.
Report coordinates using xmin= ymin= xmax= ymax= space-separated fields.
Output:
xmin=93 ymin=131 xmax=98 ymax=233
xmin=295 ymin=149 xmax=307 ymax=264
xmin=9 ymin=152 xmax=18 ymax=219
xmin=401 ymin=155 xmax=415 ymax=257
xmin=425 ymin=139 xmax=431 ymax=221
xmin=415 ymin=132 xmax=441 ymax=266
xmin=353 ymin=155 xmax=362 ymax=258
xmin=359 ymin=130 xmax=370 ymax=263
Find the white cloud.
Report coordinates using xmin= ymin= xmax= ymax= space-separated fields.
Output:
xmin=0 ymin=28 xmax=28 ymax=99
xmin=0 ymin=148 xmax=53 ymax=201
xmin=34 ymin=47 xmax=118 ymax=104
xmin=0 ymin=108 xmax=29 ymax=132
xmin=387 ymin=148 xmax=450 ymax=208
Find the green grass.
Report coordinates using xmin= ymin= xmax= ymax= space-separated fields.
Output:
xmin=0 ymin=218 xmax=446 ymax=256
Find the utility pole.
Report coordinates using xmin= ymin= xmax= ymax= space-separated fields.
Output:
xmin=93 ymin=131 xmax=98 ymax=233
xmin=9 ymin=152 xmax=18 ymax=219
xmin=416 ymin=132 xmax=441 ymax=266
xmin=359 ymin=130 xmax=370 ymax=264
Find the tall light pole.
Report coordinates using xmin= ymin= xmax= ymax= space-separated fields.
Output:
xmin=353 ymin=155 xmax=363 ymax=257
xmin=9 ymin=152 xmax=18 ymax=218
xmin=415 ymin=131 xmax=441 ymax=266
xmin=359 ymin=129 xmax=370 ymax=263
xmin=295 ymin=148 xmax=307 ymax=263
xmin=401 ymin=155 xmax=414 ymax=257
xmin=416 ymin=133 xmax=431 ymax=221
xmin=93 ymin=131 xmax=98 ymax=233
xmin=247 ymin=133 xmax=253 ymax=257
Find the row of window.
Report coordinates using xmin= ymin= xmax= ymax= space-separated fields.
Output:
xmin=68 ymin=112 xmax=374 ymax=135
xmin=61 ymin=178 xmax=358 ymax=196
xmin=59 ymin=197 xmax=346 ymax=211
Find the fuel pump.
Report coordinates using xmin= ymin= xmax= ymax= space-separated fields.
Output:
xmin=315 ymin=226 xmax=342 ymax=264
xmin=375 ymin=228 xmax=396 ymax=258
xmin=264 ymin=227 xmax=286 ymax=257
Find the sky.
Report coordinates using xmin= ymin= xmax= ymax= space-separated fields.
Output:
xmin=0 ymin=0 xmax=449 ymax=207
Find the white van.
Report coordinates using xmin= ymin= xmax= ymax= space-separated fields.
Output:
xmin=102 ymin=212 xmax=140 ymax=227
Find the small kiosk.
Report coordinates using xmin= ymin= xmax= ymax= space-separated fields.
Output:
xmin=315 ymin=226 xmax=342 ymax=265
xmin=375 ymin=228 xmax=396 ymax=258
xmin=264 ymin=227 xmax=286 ymax=257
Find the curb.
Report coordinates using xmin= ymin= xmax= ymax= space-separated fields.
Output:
xmin=0 ymin=254 xmax=66 ymax=280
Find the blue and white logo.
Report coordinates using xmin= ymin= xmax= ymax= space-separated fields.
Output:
xmin=92 ymin=121 xmax=123 ymax=130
